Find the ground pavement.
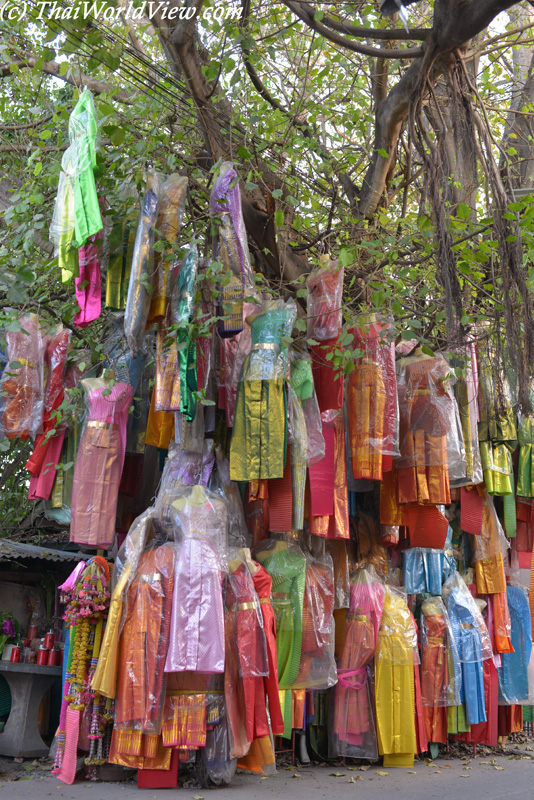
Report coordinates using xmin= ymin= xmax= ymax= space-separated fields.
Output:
xmin=2 ymin=743 xmax=534 ymax=800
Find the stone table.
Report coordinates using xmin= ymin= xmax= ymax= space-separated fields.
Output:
xmin=0 ymin=661 xmax=62 ymax=757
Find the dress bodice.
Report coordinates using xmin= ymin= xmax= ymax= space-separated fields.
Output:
xmin=171 ymin=497 xmax=227 ymax=552
xmin=250 ymin=308 xmax=294 ymax=348
xmin=87 ymin=382 xmax=133 ymax=423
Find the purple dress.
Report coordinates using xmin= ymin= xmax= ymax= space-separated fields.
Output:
xmin=70 ymin=382 xmax=133 ymax=548
xmin=165 ymin=494 xmax=227 ymax=673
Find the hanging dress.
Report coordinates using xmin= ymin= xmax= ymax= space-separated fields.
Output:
xmin=70 ymin=381 xmax=133 ymax=548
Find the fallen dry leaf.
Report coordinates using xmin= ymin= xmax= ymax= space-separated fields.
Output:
xmin=376 ymin=771 xmax=389 ymax=776
xmin=329 ymin=772 xmax=345 ymax=777
xmin=407 ymin=770 xmax=416 ymax=774
xmin=347 ymin=777 xmax=358 ymax=783
xmin=494 ymin=766 xmax=505 ymax=771
xmin=347 ymin=766 xmax=358 ymax=771
xmin=359 ymin=764 xmax=370 ymax=771
xmin=441 ymin=764 xmax=451 ymax=769
xmin=434 ymin=770 xmax=442 ymax=774
xmin=293 ymin=773 xmax=301 ymax=778
xmin=460 ymin=775 xmax=470 ymax=779
xmin=285 ymin=766 xmax=297 ymax=771
xmin=192 ymin=795 xmax=204 ymax=800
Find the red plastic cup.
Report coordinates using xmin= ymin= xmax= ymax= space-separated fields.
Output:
xmin=10 ymin=646 xmax=21 ymax=663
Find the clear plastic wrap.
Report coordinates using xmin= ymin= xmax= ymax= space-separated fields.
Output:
xmin=164 ymin=486 xmax=228 ymax=673
xmin=50 ymin=89 xmax=102 ymax=275
xmin=376 ymin=585 xmax=418 ymax=667
xmin=69 ymin=376 xmax=134 ymax=549
xmin=254 ymin=539 xmax=307 ymax=693
xmin=442 ymin=571 xmax=493 ymax=662
xmin=450 ymin=342 xmax=483 ymax=486
xmin=168 ymin=244 xmax=199 ymax=421
xmin=290 ymin=352 xmax=325 ymax=465
xmin=326 ymin=539 xmax=349 ymax=609
xmin=517 ymin=405 xmax=534 ymax=498
xmin=211 ymin=446 xmax=250 ymax=547
xmin=306 ymin=255 xmax=343 ymax=340
xmin=497 ymin=584 xmax=532 ymax=705
xmin=0 ymin=313 xmax=45 ymax=441
xmin=471 ymin=494 xmax=510 ymax=598
xmin=347 ymin=316 xmax=399 ymax=481
xmin=220 ymin=302 xmax=256 ymax=427
xmin=351 ymin=508 xmax=389 ymax=577
xmin=210 ymin=161 xmax=255 ymax=294
xmin=420 ymin=596 xmax=461 ymax=708
xmin=330 ymin=566 xmax=385 ymax=759
xmin=175 ymin=404 xmax=205 ymax=453
xmin=374 ymin=585 xmax=418 ymax=764
xmin=25 ymin=327 xmax=71 ymax=495
xmin=114 ymin=540 xmax=176 ymax=734
xmin=402 ymin=548 xmax=444 ymax=596
xmin=201 ymin=699 xmax=237 ymax=785
xmin=230 ymin=298 xmax=297 ymax=482
xmin=294 ymin=548 xmax=337 ymax=689
xmin=124 ymin=170 xmax=162 ymax=356
xmin=397 ymin=352 xmax=455 ymax=468
xmin=226 ymin=549 xmax=268 ymax=677
xmin=147 ymin=173 xmax=188 ymax=325
xmin=477 ymin=346 xmax=517 ymax=497
xmin=153 ymin=440 xmax=215 ymax=536
xmin=447 ymin=396 xmax=467 ymax=481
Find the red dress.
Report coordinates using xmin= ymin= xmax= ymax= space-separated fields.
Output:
xmin=252 ymin=564 xmax=284 ymax=735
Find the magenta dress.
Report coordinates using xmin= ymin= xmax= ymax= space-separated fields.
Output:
xmin=70 ymin=382 xmax=133 ymax=548
xmin=165 ymin=495 xmax=227 ymax=673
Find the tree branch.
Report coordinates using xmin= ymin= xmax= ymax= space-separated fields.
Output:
xmin=292 ymin=2 xmax=430 ymax=41
xmin=1 ymin=55 xmax=135 ymax=104
xmin=282 ymin=1 xmax=425 ymax=58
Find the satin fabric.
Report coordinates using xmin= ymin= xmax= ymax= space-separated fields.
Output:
xmin=448 ymin=589 xmax=487 ymax=725
xmin=105 ymin=210 xmax=137 ymax=311
xmin=309 ymin=416 xmax=350 ymax=539
xmin=310 ymin=337 xmax=344 ymax=412
xmin=70 ymin=90 xmax=102 ymax=247
xmin=165 ymin=499 xmax=226 ymax=673
xmin=497 ymin=585 xmax=532 ymax=704
xmin=332 ymin=577 xmax=384 ymax=758
xmin=230 ymin=306 xmax=294 ymax=481
xmin=0 ymin=313 xmax=44 ymax=440
xmin=375 ymin=588 xmax=417 ymax=768
xmin=420 ymin=604 xmax=450 ymax=744
xmin=70 ymin=382 xmax=133 ymax=548
xmin=255 ymin=545 xmax=306 ymax=737
xmin=74 ymin=216 xmax=103 ymax=328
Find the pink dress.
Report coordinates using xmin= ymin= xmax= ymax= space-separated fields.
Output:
xmin=165 ymin=497 xmax=227 ymax=673
xmin=70 ymin=382 xmax=133 ymax=548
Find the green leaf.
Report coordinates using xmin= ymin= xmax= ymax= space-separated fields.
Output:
xmin=237 ymin=144 xmax=251 ymax=160
xmin=274 ymin=209 xmax=284 ymax=227
xmin=33 ymin=161 xmax=42 ymax=177
xmin=377 ymin=148 xmax=389 ymax=158
xmin=457 ymin=202 xmax=471 ymax=219
xmin=272 ymin=189 xmax=283 ymax=199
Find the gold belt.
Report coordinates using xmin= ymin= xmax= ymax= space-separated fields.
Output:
xmin=347 ymin=613 xmax=368 ymax=622
xmin=461 ymin=623 xmax=474 ymax=629
xmin=272 ymin=592 xmax=290 ymax=599
xmin=251 ymin=343 xmax=280 ymax=352
xmin=427 ymin=637 xmax=444 ymax=645
xmin=259 ymin=598 xmax=270 ymax=605
xmin=17 ymin=358 xmax=36 ymax=368
xmin=139 ymin=573 xmax=161 ymax=583
xmin=235 ymin=601 xmax=256 ymax=611
xmin=87 ymin=420 xmax=119 ymax=430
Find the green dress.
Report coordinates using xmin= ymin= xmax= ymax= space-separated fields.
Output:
xmin=230 ymin=302 xmax=296 ymax=482
xmin=256 ymin=544 xmax=306 ymax=737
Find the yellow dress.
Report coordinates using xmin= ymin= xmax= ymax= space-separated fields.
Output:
xmin=375 ymin=587 xmax=417 ymax=768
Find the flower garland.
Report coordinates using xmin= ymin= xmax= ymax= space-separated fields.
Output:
xmin=52 ymin=557 xmax=112 ymax=777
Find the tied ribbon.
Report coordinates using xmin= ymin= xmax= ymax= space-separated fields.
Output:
xmin=337 ymin=667 xmax=367 ymax=690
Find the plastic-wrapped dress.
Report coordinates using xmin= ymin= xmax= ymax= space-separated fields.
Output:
xmin=124 ymin=171 xmax=161 ymax=356
xmin=402 ymin=548 xmax=444 ymax=595
xmin=420 ymin=597 xmax=461 ymax=745
xmin=450 ymin=343 xmax=483 ymax=486
xmin=154 ymin=442 xmax=215 ymax=537
xmin=74 ymin=202 xmax=104 ymax=329
xmin=331 ymin=567 xmax=384 ymax=759
xmin=294 ymin=549 xmax=336 ymax=689
xmin=289 ymin=353 xmax=325 ymax=466
xmin=230 ymin=299 xmax=296 ymax=482
xmin=106 ymin=204 xmax=137 ymax=311
xmin=375 ymin=586 xmax=418 ymax=768
xmin=306 ymin=257 xmax=343 ymax=342
xmin=0 ymin=313 xmax=45 ymax=441
xmin=147 ymin=174 xmax=188 ymax=325
xmin=210 ymin=162 xmax=255 ymax=337
xmin=224 ymin=556 xmax=269 ymax=755
xmin=70 ymin=380 xmax=134 ymax=548
xmin=397 ymin=353 xmax=453 ymax=506
xmin=164 ymin=486 xmax=227 ymax=673
xmin=498 ymin=585 xmax=532 ymax=705
xmin=255 ymin=540 xmax=306 ymax=736
xmin=477 ymin=348 xmax=517 ymax=534
xmin=472 ymin=494 xmax=513 ymax=654
xmin=25 ymin=327 xmax=70 ymax=500
xmin=517 ymin=386 xmax=534 ymax=499
xmin=308 ymin=411 xmax=350 ymax=539
xmin=109 ymin=541 xmax=176 ymax=770
xmin=445 ymin=572 xmax=493 ymax=726
xmin=347 ymin=317 xmax=398 ymax=481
